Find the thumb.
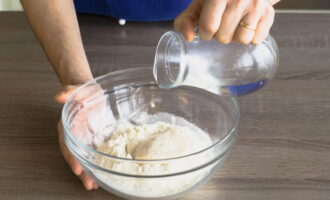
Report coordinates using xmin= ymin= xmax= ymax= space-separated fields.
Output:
xmin=55 ymin=85 xmax=79 ymax=104
xmin=174 ymin=0 xmax=202 ymax=41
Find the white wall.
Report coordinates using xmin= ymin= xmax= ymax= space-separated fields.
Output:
xmin=0 ymin=0 xmax=22 ymax=11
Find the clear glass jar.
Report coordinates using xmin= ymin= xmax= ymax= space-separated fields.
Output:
xmin=153 ymin=31 xmax=279 ymax=96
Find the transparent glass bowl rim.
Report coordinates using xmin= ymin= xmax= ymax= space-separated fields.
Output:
xmin=62 ymin=67 xmax=240 ymax=164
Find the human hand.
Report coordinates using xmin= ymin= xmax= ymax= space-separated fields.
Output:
xmin=55 ymin=85 xmax=99 ymax=190
xmin=174 ymin=0 xmax=275 ymax=44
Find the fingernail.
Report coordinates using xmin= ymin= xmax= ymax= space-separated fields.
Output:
xmin=85 ymin=184 xmax=93 ymax=191
xmin=73 ymin=167 xmax=82 ymax=176
xmin=73 ymin=169 xmax=80 ymax=176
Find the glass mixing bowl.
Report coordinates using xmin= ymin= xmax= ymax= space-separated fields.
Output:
xmin=62 ymin=67 xmax=239 ymax=200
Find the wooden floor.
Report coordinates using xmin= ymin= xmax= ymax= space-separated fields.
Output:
xmin=0 ymin=12 xmax=330 ymax=200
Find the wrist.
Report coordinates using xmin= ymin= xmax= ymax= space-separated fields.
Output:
xmin=56 ymin=59 xmax=93 ymax=86
xmin=60 ymin=73 xmax=93 ymax=87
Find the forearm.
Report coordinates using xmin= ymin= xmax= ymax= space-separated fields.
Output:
xmin=21 ymin=0 xmax=93 ymax=86
xmin=270 ymin=0 xmax=281 ymax=5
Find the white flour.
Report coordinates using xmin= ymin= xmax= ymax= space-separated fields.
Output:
xmin=93 ymin=117 xmax=213 ymax=198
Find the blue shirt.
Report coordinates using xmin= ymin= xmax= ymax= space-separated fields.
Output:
xmin=74 ymin=0 xmax=192 ymax=21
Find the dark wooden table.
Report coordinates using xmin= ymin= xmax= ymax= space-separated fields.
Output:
xmin=1 ymin=11 xmax=330 ymax=200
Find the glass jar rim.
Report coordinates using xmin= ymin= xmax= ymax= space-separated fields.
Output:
xmin=153 ymin=31 xmax=188 ymax=89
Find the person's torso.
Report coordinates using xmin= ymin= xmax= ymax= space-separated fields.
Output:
xmin=74 ymin=0 xmax=192 ymax=21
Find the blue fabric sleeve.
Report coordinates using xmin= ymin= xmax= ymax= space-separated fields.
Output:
xmin=74 ymin=0 xmax=192 ymax=21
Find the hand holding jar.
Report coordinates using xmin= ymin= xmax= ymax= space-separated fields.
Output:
xmin=174 ymin=0 xmax=279 ymax=44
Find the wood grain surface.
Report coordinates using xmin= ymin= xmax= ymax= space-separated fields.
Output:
xmin=275 ymin=0 xmax=330 ymax=9
xmin=1 ymin=12 xmax=330 ymax=200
